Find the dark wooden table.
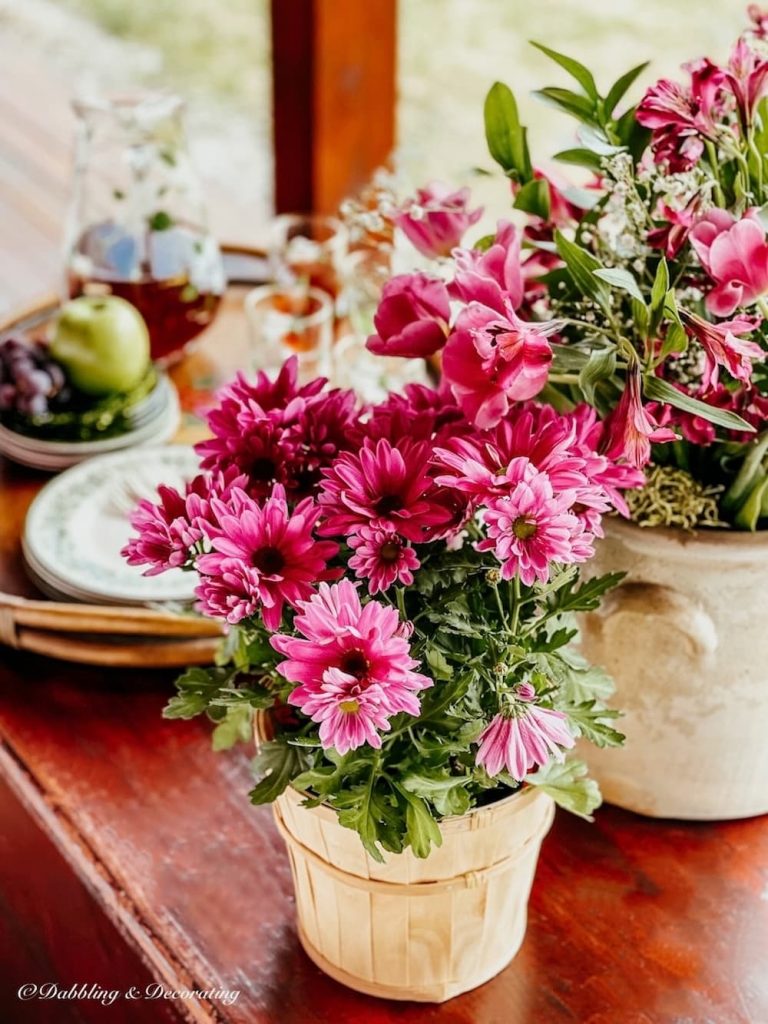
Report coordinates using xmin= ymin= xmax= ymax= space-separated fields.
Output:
xmin=1 ymin=293 xmax=768 ymax=1024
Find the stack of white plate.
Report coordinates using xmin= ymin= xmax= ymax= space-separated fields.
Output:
xmin=23 ymin=445 xmax=201 ymax=605
xmin=0 ymin=373 xmax=181 ymax=471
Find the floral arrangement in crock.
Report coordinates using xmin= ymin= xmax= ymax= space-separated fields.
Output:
xmin=123 ymin=350 xmax=635 ymax=859
xmin=366 ymin=8 xmax=768 ymax=530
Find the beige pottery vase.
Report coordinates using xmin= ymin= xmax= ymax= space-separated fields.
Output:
xmin=579 ymin=517 xmax=768 ymax=819
xmin=273 ymin=784 xmax=554 ymax=1002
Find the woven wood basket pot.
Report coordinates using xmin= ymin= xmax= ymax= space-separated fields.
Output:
xmin=579 ymin=517 xmax=768 ymax=819
xmin=272 ymin=784 xmax=554 ymax=1002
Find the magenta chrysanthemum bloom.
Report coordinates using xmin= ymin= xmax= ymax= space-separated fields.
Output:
xmin=363 ymin=383 xmax=465 ymax=445
xmin=121 ymin=466 xmax=247 ymax=576
xmin=195 ymin=357 xmax=361 ymax=500
xmin=476 ymin=686 xmax=575 ymax=780
xmin=195 ymin=486 xmax=339 ymax=629
xmin=318 ymin=438 xmax=452 ymax=542
xmin=272 ymin=580 xmax=431 ymax=752
xmin=442 ymin=298 xmax=563 ymax=429
xmin=477 ymin=461 xmax=587 ymax=585
xmin=348 ymin=527 xmax=420 ymax=594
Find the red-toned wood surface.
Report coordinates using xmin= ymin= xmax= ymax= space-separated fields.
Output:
xmin=271 ymin=0 xmax=397 ymax=214
xmin=1 ymin=655 xmax=767 ymax=1023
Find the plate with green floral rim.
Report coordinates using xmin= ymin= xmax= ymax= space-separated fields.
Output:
xmin=22 ymin=445 xmax=201 ymax=604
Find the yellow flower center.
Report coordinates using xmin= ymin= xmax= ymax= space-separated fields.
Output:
xmin=512 ymin=516 xmax=538 ymax=540
xmin=339 ymin=699 xmax=360 ymax=714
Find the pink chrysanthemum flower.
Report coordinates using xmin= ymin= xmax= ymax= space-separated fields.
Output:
xmin=272 ymin=580 xmax=431 ymax=751
xmin=476 ymin=684 xmax=575 ymax=779
xmin=318 ymin=438 xmax=451 ymax=542
xmin=348 ymin=527 xmax=420 ymax=594
xmin=477 ymin=461 xmax=587 ymax=585
xmin=294 ymin=667 xmax=393 ymax=754
xmin=364 ymin=383 xmax=465 ymax=445
xmin=196 ymin=357 xmax=361 ymax=500
xmin=434 ymin=406 xmax=591 ymax=504
xmin=195 ymin=485 xmax=339 ymax=629
xmin=121 ymin=466 xmax=247 ymax=576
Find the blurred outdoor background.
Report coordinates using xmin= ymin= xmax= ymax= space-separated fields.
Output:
xmin=0 ymin=0 xmax=750 ymax=313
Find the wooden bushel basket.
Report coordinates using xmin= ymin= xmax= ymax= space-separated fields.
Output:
xmin=272 ymin=783 xmax=554 ymax=1002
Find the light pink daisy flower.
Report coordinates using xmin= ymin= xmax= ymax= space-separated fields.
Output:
xmin=476 ymin=683 xmax=575 ymax=779
xmin=272 ymin=580 xmax=431 ymax=751
xmin=195 ymin=485 xmax=339 ymax=629
xmin=318 ymin=438 xmax=451 ymax=542
xmin=477 ymin=461 xmax=587 ymax=585
xmin=348 ymin=527 xmax=421 ymax=594
xmin=296 ymin=667 xmax=392 ymax=754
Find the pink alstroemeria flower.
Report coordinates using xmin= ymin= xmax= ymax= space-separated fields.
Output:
xmin=726 ymin=36 xmax=768 ymax=125
xmin=602 ymin=366 xmax=678 ymax=469
xmin=647 ymin=195 xmax=701 ymax=259
xmin=366 ymin=272 xmax=451 ymax=358
xmin=450 ymin=220 xmax=524 ymax=313
xmin=690 ymin=208 xmax=768 ymax=316
xmin=749 ymin=4 xmax=768 ymax=38
xmin=442 ymin=298 xmax=563 ymax=429
xmin=395 ymin=182 xmax=483 ymax=259
xmin=476 ymin=683 xmax=575 ymax=780
xmin=637 ymin=60 xmax=725 ymax=169
xmin=680 ymin=309 xmax=764 ymax=390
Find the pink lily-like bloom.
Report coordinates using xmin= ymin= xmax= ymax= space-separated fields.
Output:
xmin=442 ymin=298 xmax=563 ymax=429
xmin=749 ymin=4 xmax=768 ymax=38
xmin=647 ymin=195 xmax=701 ymax=259
xmin=603 ymin=366 xmax=678 ymax=469
xmin=395 ymin=182 xmax=483 ymax=259
xmin=637 ymin=60 xmax=725 ymax=169
xmin=366 ymin=272 xmax=451 ymax=358
xmin=476 ymin=684 xmax=575 ymax=780
xmin=690 ymin=208 xmax=768 ymax=317
xmin=680 ymin=309 xmax=764 ymax=390
xmin=449 ymin=219 xmax=524 ymax=313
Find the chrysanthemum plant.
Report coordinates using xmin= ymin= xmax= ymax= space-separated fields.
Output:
xmin=457 ymin=11 xmax=768 ymax=529
xmin=124 ymin=353 xmax=634 ymax=860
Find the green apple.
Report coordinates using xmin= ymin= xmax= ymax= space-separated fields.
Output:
xmin=51 ymin=296 xmax=150 ymax=397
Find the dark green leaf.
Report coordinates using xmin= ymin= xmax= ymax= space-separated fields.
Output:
xmin=249 ymin=741 xmax=301 ymax=804
xmin=578 ymin=347 xmax=617 ymax=403
xmin=551 ymin=571 xmax=625 ymax=614
xmin=534 ymin=87 xmax=599 ymax=125
xmin=530 ymin=42 xmax=599 ymax=100
xmin=484 ymin=82 xmax=532 ymax=180
xmin=554 ymin=230 xmax=610 ymax=309
xmin=650 ymin=258 xmax=669 ymax=314
xmin=593 ymin=267 xmax=645 ymax=304
xmin=553 ymin=147 xmax=604 ymax=171
xmin=513 ymin=178 xmax=551 ymax=220
xmin=643 ymin=375 xmax=755 ymax=433
xmin=604 ymin=61 xmax=650 ymax=117
xmin=395 ymin=785 xmax=443 ymax=859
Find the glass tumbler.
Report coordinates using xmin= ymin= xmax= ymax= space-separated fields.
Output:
xmin=244 ymin=285 xmax=334 ymax=382
xmin=268 ymin=214 xmax=348 ymax=307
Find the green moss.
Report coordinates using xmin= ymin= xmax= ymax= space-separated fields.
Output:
xmin=626 ymin=465 xmax=725 ymax=531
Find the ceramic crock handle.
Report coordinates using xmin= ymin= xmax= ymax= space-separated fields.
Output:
xmin=594 ymin=581 xmax=718 ymax=657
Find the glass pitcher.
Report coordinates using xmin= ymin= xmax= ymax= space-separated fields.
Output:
xmin=65 ymin=91 xmax=225 ymax=364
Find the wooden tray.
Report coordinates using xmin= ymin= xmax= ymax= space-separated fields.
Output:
xmin=0 ymin=245 xmax=267 ymax=667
